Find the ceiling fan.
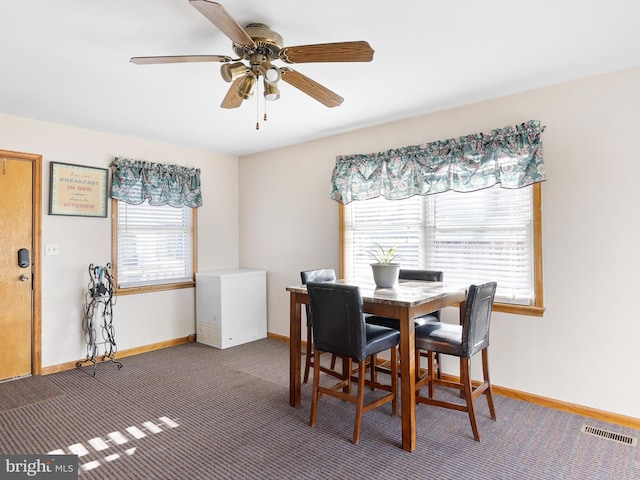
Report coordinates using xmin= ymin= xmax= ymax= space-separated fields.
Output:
xmin=130 ymin=0 xmax=374 ymax=116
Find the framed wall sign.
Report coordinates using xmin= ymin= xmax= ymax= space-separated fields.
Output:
xmin=49 ymin=162 xmax=109 ymax=217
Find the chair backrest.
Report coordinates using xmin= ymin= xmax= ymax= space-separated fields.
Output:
xmin=399 ymin=269 xmax=443 ymax=320
xmin=461 ymin=282 xmax=498 ymax=358
xmin=301 ymin=268 xmax=337 ymax=284
xmin=399 ymin=269 xmax=443 ymax=282
xmin=306 ymin=282 xmax=367 ymax=361
xmin=300 ymin=269 xmax=337 ymax=327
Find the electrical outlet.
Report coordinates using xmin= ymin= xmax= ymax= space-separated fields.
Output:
xmin=45 ymin=244 xmax=59 ymax=256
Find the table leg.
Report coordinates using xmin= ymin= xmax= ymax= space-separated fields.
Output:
xmin=399 ymin=306 xmax=417 ymax=452
xmin=289 ymin=293 xmax=302 ymax=407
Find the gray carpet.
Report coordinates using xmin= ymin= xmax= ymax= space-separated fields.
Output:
xmin=0 ymin=339 xmax=639 ymax=479
xmin=0 ymin=375 xmax=63 ymax=413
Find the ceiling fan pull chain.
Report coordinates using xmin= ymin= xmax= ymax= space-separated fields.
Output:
xmin=264 ymin=96 xmax=268 ymax=123
xmin=256 ymin=80 xmax=260 ymax=130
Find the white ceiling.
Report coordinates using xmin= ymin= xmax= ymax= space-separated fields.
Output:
xmin=2 ymin=1 xmax=639 ymax=157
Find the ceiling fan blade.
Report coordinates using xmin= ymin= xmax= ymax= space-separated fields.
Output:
xmin=220 ymin=77 xmax=244 ymax=109
xmin=130 ymin=55 xmax=231 ymax=65
xmin=190 ymin=0 xmax=255 ymax=48
xmin=280 ymin=68 xmax=343 ymax=108
xmin=279 ymin=41 xmax=374 ymax=64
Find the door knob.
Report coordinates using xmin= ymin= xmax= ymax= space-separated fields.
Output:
xmin=19 ymin=274 xmax=29 ymax=282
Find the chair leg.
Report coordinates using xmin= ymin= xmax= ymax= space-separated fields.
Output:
xmin=352 ymin=360 xmax=366 ymax=444
xmin=482 ymin=348 xmax=497 ymax=420
xmin=345 ymin=358 xmax=353 ymax=395
xmin=330 ymin=354 xmax=337 ymax=370
xmin=309 ymin=350 xmax=322 ymax=428
xmin=312 ymin=348 xmax=398 ymax=443
xmin=415 ymin=347 xmax=431 ymax=394
xmin=418 ymin=350 xmax=441 ymax=380
xmin=461 ymin=357 xmax=480 ymax=441
xmin=459 ymin=357 xmax=465 ymax=398
xmin=303 ymin=326 xmax=313 ymax=384
xmin=390 ymin=346 xmax=398 ymax=417
xmin=370 ymin=354 xmax=377 ymax=388
xmin=427 ymin=351 xmax=436 ymax=398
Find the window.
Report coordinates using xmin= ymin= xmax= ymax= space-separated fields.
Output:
xmin=112 ymin=199 xmax=197 ymax=293
xmin=341 ymin=183 xmax=544 ymax=315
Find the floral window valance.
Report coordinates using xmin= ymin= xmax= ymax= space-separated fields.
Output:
xmin=111 ymin=157 xmax=202 ymax=208
xmin=330 ymin=120 xmax=545 ymax=204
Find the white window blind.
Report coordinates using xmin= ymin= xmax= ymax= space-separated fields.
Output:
xmin=116 ymin=200 xmax=193 ymax=288
xmin=344 ymin=185 xmax=534 ymax=305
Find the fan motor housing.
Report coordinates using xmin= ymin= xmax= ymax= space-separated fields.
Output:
xmin=233 ymin=23 xmax=283 ymax=59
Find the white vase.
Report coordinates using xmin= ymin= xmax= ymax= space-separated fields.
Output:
xmin=371 ymin=263 xmax=400 ymax=288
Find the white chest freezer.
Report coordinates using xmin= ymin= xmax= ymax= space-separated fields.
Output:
xmin=195 ymin=269 xmax=267 ymax=349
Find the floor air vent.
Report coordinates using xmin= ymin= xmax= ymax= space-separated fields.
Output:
xmin=581 ymin=424 xmax=638 ymax=446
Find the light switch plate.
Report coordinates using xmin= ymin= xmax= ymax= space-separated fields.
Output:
xmin=45 ymin=244 xmax=59 ymax=256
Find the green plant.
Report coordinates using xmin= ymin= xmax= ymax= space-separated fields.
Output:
xmin=367 ymin=243 xmax=400 ymax=264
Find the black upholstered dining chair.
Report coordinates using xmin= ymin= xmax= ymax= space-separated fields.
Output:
xmin=300 ymin=269 xmax=339 ymax=383
xmin=367 ymin=269 xmax=444 ymax=378
xmin=306 ymin=282 xmax=400 ymax=444
xmin=414 ymin=281 xmax=498 ymax=441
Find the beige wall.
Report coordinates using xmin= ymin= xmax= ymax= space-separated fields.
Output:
xmin=0 ymin=114 xmax=239 ymax=367
xmin=239 ymin=66 xmax=640 ymax=419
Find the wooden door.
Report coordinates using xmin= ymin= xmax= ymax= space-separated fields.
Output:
xmin=0 ymin=152 xmax=41 ymax=380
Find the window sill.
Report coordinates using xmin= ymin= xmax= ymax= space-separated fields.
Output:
xmin=493 ymin=302 xmax=545 ymax=317
xmin=115 ymin=281 xmax=195 ymax=296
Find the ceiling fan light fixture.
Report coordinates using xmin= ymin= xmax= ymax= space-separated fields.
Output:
xmin=262 ymin=65 xmax=281 ymax=84
xmin=220 ymin=62 xmax=248 ymax=82
xmin=238 ymin=74 xmax=257 ymax=100
xmin=263 ymin=81 xmax=280 ymax=101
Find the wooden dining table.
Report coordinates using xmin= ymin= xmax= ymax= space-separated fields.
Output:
xmin=286 ymin=279 xmax=466 ymax=452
